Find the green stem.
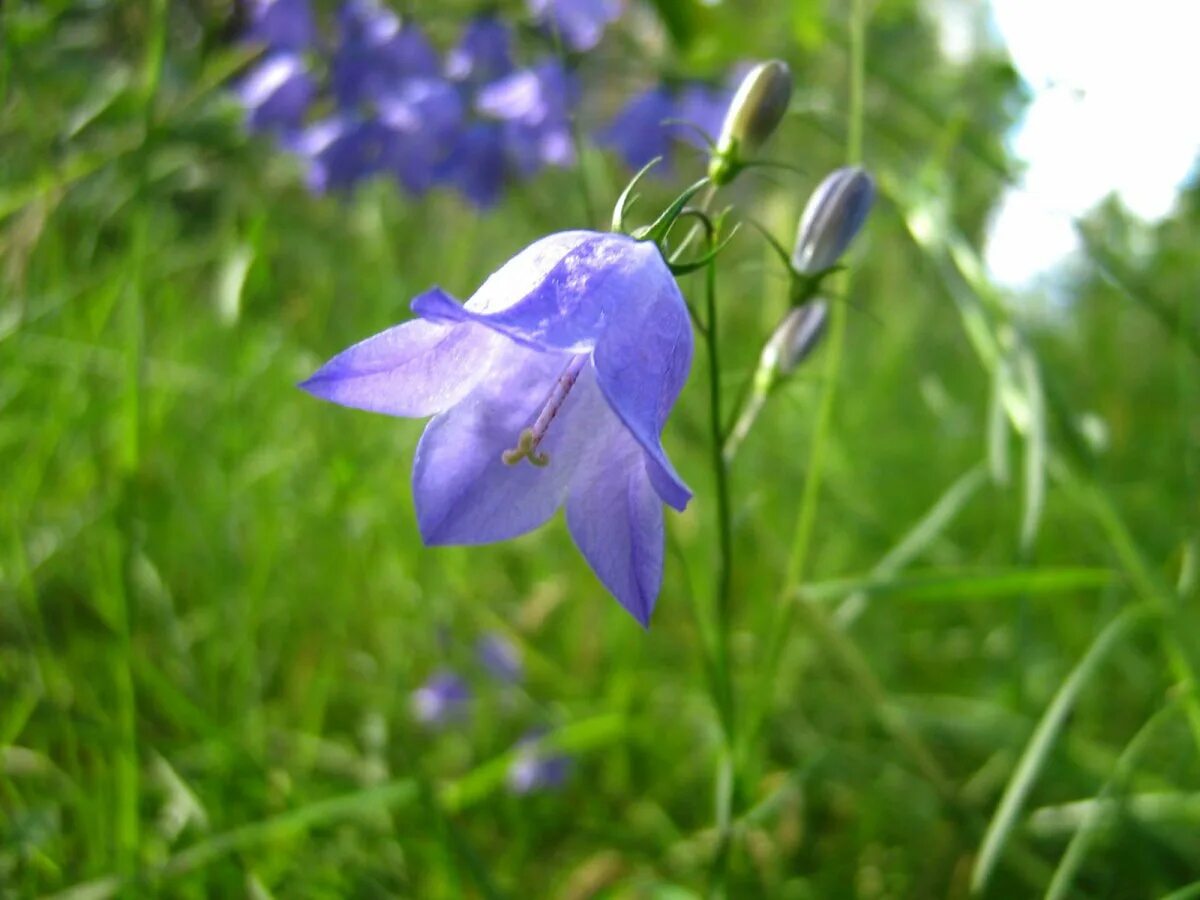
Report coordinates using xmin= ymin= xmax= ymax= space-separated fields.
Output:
xmin=703 ymin=240 xmax=737 ymax=897
xmin=740 ymin=0 xmax=868 ymax=773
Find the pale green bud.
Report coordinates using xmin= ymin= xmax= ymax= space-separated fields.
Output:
xmin=708 ymin=60 xmax=792 ymax=186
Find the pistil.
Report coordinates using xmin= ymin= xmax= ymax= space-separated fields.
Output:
xmin=502 ymin=355 xmax=588 ymax=467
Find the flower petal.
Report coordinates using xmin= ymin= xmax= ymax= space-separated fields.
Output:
xmin=411 ymin=235 xmax=694 ymax=509
xmin=565 ymin=421 xmax=664 ymax=627
xmin=300 ymin=296 xmax=501 ymax=417
xmin=410 ymin=230 xmax=602 ymax=351
xmin=413 ymin=345 xmax=601 ymax=544
xmin=588 ymin=247 xmax=693 ymax=511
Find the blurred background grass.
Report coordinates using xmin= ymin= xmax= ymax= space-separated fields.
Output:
xmin=2 ymin=0 xmax=1199 ymax=897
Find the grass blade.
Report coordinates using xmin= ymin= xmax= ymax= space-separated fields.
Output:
xmin=1043 ymin=699 xmax=1180 ymax=900
xmin=970 ymin=604 xmax=1155 ymax=894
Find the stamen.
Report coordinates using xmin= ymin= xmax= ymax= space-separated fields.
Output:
xmin=502 ymin=355 xmax=588 ymax=467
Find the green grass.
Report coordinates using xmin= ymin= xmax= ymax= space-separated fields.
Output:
xmin=3 ymin=1 xmax=1199 ymax=897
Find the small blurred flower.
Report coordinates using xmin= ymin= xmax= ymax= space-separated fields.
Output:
xmin=477 ymin=60 xmax=579 ymax=174
xmin=674 ymin=83 xmax=733 ymax=149
xmin=246 ymin=0 xmax=316 ymax=51
xmin=410 ymin=670 xmax=470 ymax=726
xmin=377 ymin=77 xmax=465 ymax=194
xmin=477 ymin=633 xmax=523 ymax=683
xmin=301 ymin=231 xmax=692 ymax=625
xmin=527 ymin=0 xmax=622 ymax=52
xmin=761 ymin=300 xmax=828 ymax=376
xmin=290 ymin=115 xmax=389 ymax=192
xmin=446 ymin=16 xmax=514 ymax=86
xmin=792 ymin=166 xmax=876 ymax=275
xmin=333 ymin=1 xmax=439 ymax=107
xmin=237 ymin=52 xmax=315 ymax=133
xmin=709 ymin=60 xmax=791 ymax=185
xmin=599 ymin=82 xmax=732 ymax=171
xmin=441 ymin=122 xmax=509 ymax=207
xmin=237 ymin=4 xmax=594 ymax=208
xmin=507 ymin=734 xmax=571 ymax=794
xmin=597 ymin=86 xmax=675 ymax=170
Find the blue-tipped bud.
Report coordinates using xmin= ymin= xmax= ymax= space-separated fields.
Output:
xmin=760 ymin=299 xmax=829 ymax=378
xmin=791 ymin=167 xmax=875 ymax=275
xmin=708 ymin=60 xmax=792 ymax=186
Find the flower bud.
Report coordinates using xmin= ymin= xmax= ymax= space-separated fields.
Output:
xmin=760 ymin=300 xmax=828 ymax=377
xmin=708 ymin=60 xmax=792 ymax=185
xmin=791 ymin=167 xmax=875 ymax=275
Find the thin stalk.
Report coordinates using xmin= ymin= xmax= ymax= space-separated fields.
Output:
xmin=675 ymin=184 xmax=719 ymax=258
xmin=109 ymin=0 xmax=166 ymax=871
xmin=703 ymin=241 xmax=737 ymax=897
xmin=741 ymin=0 xmax=868 ymax=755
xmin=722 ymin=385 xmax=768 ymax=464
xmin=546 ymin=17 xmax=595 ymax=225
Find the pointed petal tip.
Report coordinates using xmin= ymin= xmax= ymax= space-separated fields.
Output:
xmin=297 ymin=369 xmax=332 ymax=398
xmin=410 ymin=286 xmax=466 ymax=323
xmin=618 ymin=585 xmax=655 ymax=629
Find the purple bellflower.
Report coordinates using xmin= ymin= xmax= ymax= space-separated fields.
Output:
xmin=290 ymin=115 xmax=389 ymax=192
xmin=301 ymin=231 xmax=693 ymax=626
xmin=333 ymin=1 xmax=439 ymax=108
xmin=237 ymin=52 xmax=315 ymax=133
xmin=446 ymin=16 xmax=514 ymax=86
xmin=411 ymin=670 xmax=470 ymax=726
xmin=599 ymin=82 xmax=732 ymax=171
xmin=675 ymin=83 xmax=733 ymax=149
xmin=477 ymin=633 xmax=523 ymax=683
xmin=377 ymin=77 xmax=465 ymax=194
xmin=246 ymin=0 xmax=316 ymax=51
xmin=441 ymin=122 xmax=509 ymax=207
xmin=477 ymin=60 xmax=579 ymax=174
xmin=597 ymin=87 xmax=676 ymax=170
xmin=507 ymin=732 xmax=571 ymax=793
xmin=527 ymin=0 xmax=622 ymax=52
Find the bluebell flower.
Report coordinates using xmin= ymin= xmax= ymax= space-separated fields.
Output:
xmin=527 ymin=0 xmax=622 ymax=52
xmin=477 ymin=60 xmax=579 ymax=174
xmin=410 ymin=670 xmax=470 ymax=726
xmin=290 ymin=115 xmax=390 ymax=192
xmin=377 ymin=77 xmax=465 ymax=194
xmin=446 ymin=16 xmax=514 ymax=86
xmin=507 ymin=733 xmax=571 ymax=793
xmin=246 ymin=0 xmax=316 ymax=51
xmin=477 ymin=633 xmax=523 ymax=683
xmin=301 ymin=231 xmax=693 ymax=625
xmin=597 ymin=87 xmax=676 ymax=170
xmin=674 ymin=83 xmax=732 ymax=149
xmin=599 ymin=82 xmax=732 ymax=170
xmin=441 ymin=122 xmax=509 ymax=208
xmin=792 ymin=167 xmax=876 ymax=275
xmin=237 ymin=52 xmax=315 ymax=133
xmin=333 ymin=0 xmax=439 ymax=108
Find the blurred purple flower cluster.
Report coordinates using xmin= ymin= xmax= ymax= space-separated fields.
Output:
xmin=408 ymin=633 xmax=568 ymax=794
xmin=237 ymin=0 xmax=587 ymax=206
xmin=237 ymin=0 xmax=734 ymax=205
xmin=598 ymin=81 xmax=733 ymax=171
